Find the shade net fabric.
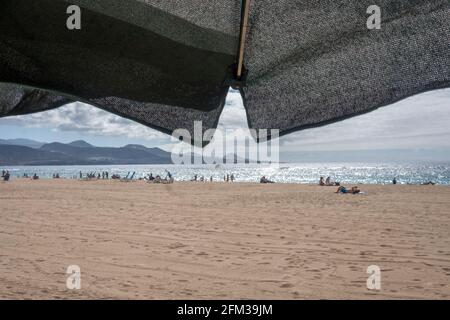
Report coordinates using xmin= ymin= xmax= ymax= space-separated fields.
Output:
xmin=1 ymin=0 xmax=449 ymax=141
xmin=0 ymin=0 xmax=240 ymax=138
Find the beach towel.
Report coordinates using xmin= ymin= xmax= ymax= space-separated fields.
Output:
xmin=1 ymin=0 xmax=449 ymax=141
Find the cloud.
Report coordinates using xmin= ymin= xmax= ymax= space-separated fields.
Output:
xmin=0 ymin=102 xmax=167 ymax=141
xmin=279 ymin=89 xmax=450 ymax=151
xmin=217 ymin=89 xmax=248 ymax=130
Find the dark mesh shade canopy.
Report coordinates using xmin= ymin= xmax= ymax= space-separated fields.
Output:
xmin=0 ymin=0 xmax=240 ymax=137
xmin=1 ymin=0 xmax=449 ymax=141
xmin=241 ymin=0 xmax=450 ymax=137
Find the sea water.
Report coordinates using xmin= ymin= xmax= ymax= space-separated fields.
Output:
xmin=2 ymin=162 xmax=450 ymax=185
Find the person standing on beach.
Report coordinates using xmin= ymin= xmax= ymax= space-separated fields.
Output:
xmin=3 ymin=171 xmax=10 ymax=181
xmin=165 ymin=170 xmax=172 ymax=181
xmin=79 ymin=171 xmax=82 ymax=179
xmin=393 ymin=177 xmax=397 ymax=185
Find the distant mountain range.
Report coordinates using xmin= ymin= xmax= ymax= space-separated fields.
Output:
xmin=2 ymin=139 xmax=448 ymax=165
xmin=0 ymin=138 xmax=45 ymax=149
xmin=0 ymin=138 xmax=258 ymax=165
xmin=0 ymin=139 xmax=173 ymax=165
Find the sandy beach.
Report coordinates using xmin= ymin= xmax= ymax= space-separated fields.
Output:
xmin=0 ymin=179 xmax=449 ymax=299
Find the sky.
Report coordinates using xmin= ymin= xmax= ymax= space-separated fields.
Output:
xmin=1 ymin=88 xmax=450 ymax=160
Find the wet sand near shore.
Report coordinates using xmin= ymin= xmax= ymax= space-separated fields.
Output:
xmin=1 ymin=179 xmax=449 ymax=299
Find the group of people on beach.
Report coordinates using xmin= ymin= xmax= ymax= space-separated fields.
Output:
xmin=330 ymin=176 xmax=437 ymax=195
xmin=24 ymin=173 xmax=39 ymax=180
xmin=145 ymin=170 xmax=173 ymax=184
xmin=79 ymin=171 xmax=109 ymax=180
xmin=146 ymin=173 xmax=162 ymax=182
xmin=2 ymin=171 xmax=40 ymax=181
xmin=0 ymin=168 xmax=441 ymax=188
xmin=224 ymin=174 xmax=235 ymax=182
xmin=393 ymin=177 xmax=435 ymax=185
xmin=21 ymin=173 xmax=39 ymax=179
xmin=319 ymin=176 xmax=340 ymax=186
xmin=190 ymin=173 xmax=236 ymax=183
xmin=318 ymin=176 xmax=361 ymax=194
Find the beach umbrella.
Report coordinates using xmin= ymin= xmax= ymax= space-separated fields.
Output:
xmin=1 ymin=0 xmax=449 ymax=142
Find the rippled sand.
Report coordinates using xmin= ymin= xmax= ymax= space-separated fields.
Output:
xmin=1 ymin=179 xmax=449 ymax=299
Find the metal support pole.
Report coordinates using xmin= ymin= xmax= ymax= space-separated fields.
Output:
xmin=236 ymin=0 xmax=251 ymax=79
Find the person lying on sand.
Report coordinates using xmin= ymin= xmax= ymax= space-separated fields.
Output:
xmin=422 ymin=181 xmax=436 ymax=185
xmin=336 ymin=186 xmax=361 ymax=194
xmin=260 ymin=176 xmax=274 ymax=184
